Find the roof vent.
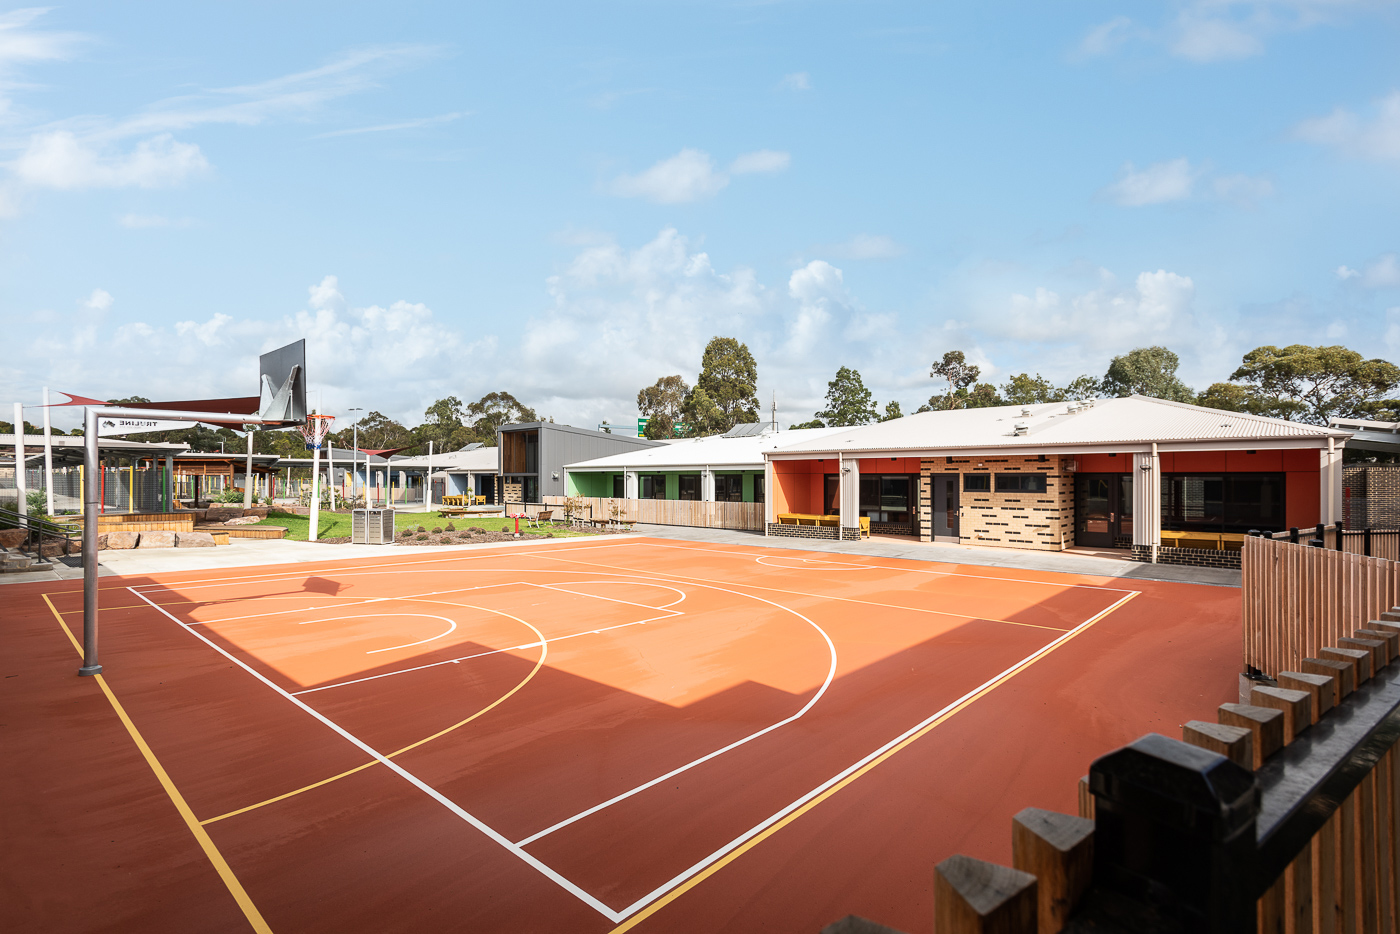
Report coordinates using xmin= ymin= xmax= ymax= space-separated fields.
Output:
xmin=1020 ymin=407 xmax=1031 ymax=417
xmin=1013 ymin=421 xmax=1029 ymax=436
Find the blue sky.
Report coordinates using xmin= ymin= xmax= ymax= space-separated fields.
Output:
xmin=3 ymin=1 xmax=1399 ymax=432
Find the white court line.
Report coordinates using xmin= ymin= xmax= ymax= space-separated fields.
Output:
xmin=289 ymin=616 xmax=670 ymax=696
xmin=127 ymin=585 xmax=628 ymax=924
xmin=513 ymin=579 xmax=837 ymax=847
xmin=609 ymin=589 xmax=1140 ymax=921
xmin=754 ymin=554 xmax=878 ymax=571
xmin=125 ymin=545 xmax=1142 ymax=922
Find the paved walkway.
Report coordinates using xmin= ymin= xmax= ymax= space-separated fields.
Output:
xmin=2 ymin=524 xmax=1240 ymax=587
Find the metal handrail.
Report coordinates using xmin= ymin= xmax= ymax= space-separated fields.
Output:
xmin=0 ymin=504 xmax=80 ymax=552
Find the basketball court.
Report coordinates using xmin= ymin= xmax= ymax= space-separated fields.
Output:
xmin=4 ymin=536 xmax=1242 ymax=934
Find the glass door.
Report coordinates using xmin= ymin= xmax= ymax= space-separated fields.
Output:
xmin=933 ymin=475 xmax=958 ymax=538
xmin=1075 ymin=474 xmax=1124 ymax=548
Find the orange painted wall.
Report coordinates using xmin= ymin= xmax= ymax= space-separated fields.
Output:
xmin=772 ymin=460 xmax=837 ymax=515
xmin=1287 ymin=469 xmax=1320 ymax=529
xmin=1077 ymin=453 xmax=1131 ymax=473
xmin=857 ymin=457 xmax=922 ymax=474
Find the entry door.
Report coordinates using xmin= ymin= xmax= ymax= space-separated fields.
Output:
xmin=823 ymin=474 xmax=840 ymax=515
xmin=1075 ymin=474 xmax=1132 ymax=548
xmin=933 ymin=475 xmax=958 ymax=539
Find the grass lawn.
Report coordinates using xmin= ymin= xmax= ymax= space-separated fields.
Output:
xmin=253 ymin=510 xmax=594 ymax=542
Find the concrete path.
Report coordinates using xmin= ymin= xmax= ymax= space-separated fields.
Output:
xmin=1 ymin=523 xmax=1240 ymax=588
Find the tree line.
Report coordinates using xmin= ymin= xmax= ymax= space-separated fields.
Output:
xmin=793 ymin=344 xmax=1400 ymax=428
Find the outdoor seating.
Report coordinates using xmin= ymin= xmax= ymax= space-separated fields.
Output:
xmin=528 ymin=510 xmax=554 ymax=528
xmin=775 ymin=513 xmax=869 ymax=538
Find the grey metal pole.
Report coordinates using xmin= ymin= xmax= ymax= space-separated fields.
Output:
xmin=13 ymin=402 xmax=27 ymax=518
xmin=79 ymin=407 xmax=101 ymax=676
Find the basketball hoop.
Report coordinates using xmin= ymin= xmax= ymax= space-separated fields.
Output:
xmin=298 ymin=414 xmax=335 ymax=450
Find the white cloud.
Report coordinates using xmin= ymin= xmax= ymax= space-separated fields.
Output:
xmin=729 ymin=149 xmax=790 ymax=175
xmin=1295 ymin=90 xmax=1400 ymax=162
xmin=1077 ymin=16 xmax=1135 ymax=57
xmin=779 ymin=72 xmax=811 ymax=91
xmin=118 ymin=213 xmax=194 ymax=229
xmin=312 ymin=111 xmax=464 ymax=139
xmin=11 ymin=131 xmax=208 ymax=189
xmin=1171 ymin=14 xmax=1264 ymax=61
xmin=1335 ymin=254 xmax=1400 ymax=288
xmin=1212 ymin=172 xmax=1274 ymax=205
xmin=786 ymin=261 xmax=848 ymax=356
xmin=608 ymin=149 xmax=729 ymax=203
xmin=817 ymin=234 xmax=906 ymax=260
xmin=1100 ymin=158 xmax=1272 ymax=207
xmin=1079 ymin=2 xmax=1388 ymax=63
xmin=1100 ymin=158 xmax=1198 ymax=206
xmin=82 ymin=288 xmax=113 ymax=312
xmin=997 ymin=270 xmax=1199 ymax=351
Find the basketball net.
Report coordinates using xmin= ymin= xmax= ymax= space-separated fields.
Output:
xmin=298 ymin=414 xmax=335 ymax=449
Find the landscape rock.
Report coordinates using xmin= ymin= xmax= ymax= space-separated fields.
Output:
xmin=204 ymin=507 xmax=244 ymax=524
xmin=176 ymin=531 xmax=217 ymax=548
xmin=0 ymin=528 xmax=27 ymax=549
xmin=243 ymin=507 xmax=269 ymax=518
xmin=137 ymin=530 xmax=175 ymax=548
xmin=39 ymin=541 xmax=67 ymax=558
xmin=106 ymin=531 xmax=139 ymax=550
xmin=225 ymin=516 xmax=262 ymax=525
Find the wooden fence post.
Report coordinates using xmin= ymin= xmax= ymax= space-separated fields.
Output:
xmin=933 ymin=855 xmax=1037 ymax=934
xmin=1010 ymin=808 xmax=1093 ymax=934
xmin=1183 ymin=720 xmax=1253 ymax=769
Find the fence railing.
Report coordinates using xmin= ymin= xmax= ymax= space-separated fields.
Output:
xmin=541 ymin=495 xmax=764 ymax=531
xmin=827 ymin=610 xmax=1400 ymax=933
xmin=1243 ymin=533 xmax=1400 ymax=680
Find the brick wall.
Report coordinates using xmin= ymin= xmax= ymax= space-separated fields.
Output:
xmin=1130 ymin=543 xmax=1242 ymax=569
xmin=920 ymin=455 xmax=1074 ymax=551
xmin=504 ymin=479 xmax=523 ymax=505
xmin=1344 ymin=466 xmax=1400 ymax=529
xmin=767 ymin=523 xmax=862 ymax=541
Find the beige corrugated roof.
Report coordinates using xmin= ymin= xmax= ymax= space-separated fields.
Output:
xmin=566 ymin=426 xmax=847 ymax=471
xmin=770 ymin=395 xmax=1350 ymax=456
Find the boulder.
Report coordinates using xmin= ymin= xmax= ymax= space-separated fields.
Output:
xmin=243 ymin=507 xmax=269 ymax=519
xmin=204 ymin=507 xmax=244 ymax=524
xmin=0 ymin=528 xmax=27 ymax=549
xmin=225 ymin=516 xmax=262 ymax=525
xmin=39 ymin=541 xmax=67 ymax=558
xmin=106 ymin=531 xmax=139 ymax=550
xmin=176 ymin=531 xmax=217 ymax=548
xmin=136 ymin=530 xmax=175 ymax=548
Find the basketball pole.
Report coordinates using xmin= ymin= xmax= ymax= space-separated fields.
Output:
xmin=308 ymin=406 xmax=322 ymax=543
xmin=79 ymin=406 xmax=101 ymax=675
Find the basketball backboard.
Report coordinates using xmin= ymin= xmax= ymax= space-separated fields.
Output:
xmin=258 ymin=339 xmax=307 ymax=425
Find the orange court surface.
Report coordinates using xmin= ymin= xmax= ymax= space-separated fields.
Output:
xmin=2 ymin=536 xmax=1242 ymax=934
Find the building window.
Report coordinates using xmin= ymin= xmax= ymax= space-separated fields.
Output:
xmin=613 ymin=474 xmax=624 ymax=498
xmin=1162 ymin=473 xmax=1285 ymax=533
xmin=995 ymin=473 xmax=1047 ymax=494
xmin=963 ymin=473 xmax=991 ymax=492
xmin=678 ymin=474 xmax=701 ymax=500
xmin=523 ymin=476 xmax=539 ymax=504
xmin=859 ymin=474 xmax=917 ymax=523
xmin=753 ymin=475 xmax=764 ymax=503
xmin=715 ymin=474 xmax=743 ymax=502
xmin=640 ymin=474 xmax=667 ymax=499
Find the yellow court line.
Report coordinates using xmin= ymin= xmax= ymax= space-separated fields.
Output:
xmin=604 ymin=590 xmax=1140 ymax=934
xmin=200 ymin=599 xmax=548 ymax=825
xmin=42 ymin=594 xmax=273 ymax=934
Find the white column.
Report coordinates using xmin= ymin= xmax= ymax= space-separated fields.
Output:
xmin=13 ymin=402 xmax=26 ymax=518
xmin=625 ymin=470 xmax=638 ymax=499
xmin=1324 ymin=437 xmax=1342 ymax=527
xmin=839 ymin=455 xmax=860 ymax=535
xmin=1132 ymin=446 xmax=1161 ymax=562
xmin=701 ymin=466 xmax=713 ymax=502
xmin=764 ymin=458 xmax=775 ymax=533
xmin=425 ymin=440 xmax=434 ymax=510
xmin=243 ymin=428 xmax=255 ymax=510
xmin=42 ymin=388 xmax=54 ymax=515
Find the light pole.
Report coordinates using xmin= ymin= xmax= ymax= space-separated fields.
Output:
xmin=348 ymin=407 xmax=363 ymax=505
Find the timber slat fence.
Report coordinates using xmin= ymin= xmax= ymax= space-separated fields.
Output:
xmin=1244 ymin=533 xmax=1400 ymax=680
xmin=542 ymin=495 xmax=764 ymax=531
